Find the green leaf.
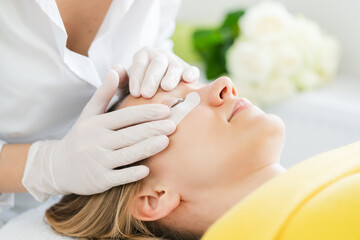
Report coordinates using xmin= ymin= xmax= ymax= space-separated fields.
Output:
xmin=192 ymin=9 xmax=246 ymax=79
xmin=221 ymin=10 xmax=245 ymax=29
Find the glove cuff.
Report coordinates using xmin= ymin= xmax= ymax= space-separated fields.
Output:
xmin=22 ymin=140 xmax=62 ymax=202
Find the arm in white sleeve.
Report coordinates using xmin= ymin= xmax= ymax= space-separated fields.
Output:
xmin=0 ymin=139 xmax=15 ymax=212
xmin=0 ymin=139 xmax=6 ymax=154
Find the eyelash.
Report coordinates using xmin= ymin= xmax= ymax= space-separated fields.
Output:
xmin=171 ymin=98 xmax=184 ymax=108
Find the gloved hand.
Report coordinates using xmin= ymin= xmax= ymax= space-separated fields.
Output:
xmin=129 ymin=47 xmax=200 ymax=98
xmin=22 ymin=67 xmax=176 ymax=202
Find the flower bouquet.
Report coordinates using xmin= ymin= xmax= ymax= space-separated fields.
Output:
xmin=193 ymin=1 xmax=340 ymax=106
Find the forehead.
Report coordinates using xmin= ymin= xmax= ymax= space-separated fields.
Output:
xmin=118 ymin=81 xmax=205 ymax=109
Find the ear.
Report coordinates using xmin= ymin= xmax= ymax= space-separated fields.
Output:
xmin=131 ymin=185 xmax=180 ymax=221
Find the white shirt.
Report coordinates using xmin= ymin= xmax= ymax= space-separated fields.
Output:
xmin=0 ymin=0 xmax=181 ymax=225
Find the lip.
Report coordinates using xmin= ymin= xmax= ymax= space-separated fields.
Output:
xmin=228 ymin=98 xmax=253 ymax=122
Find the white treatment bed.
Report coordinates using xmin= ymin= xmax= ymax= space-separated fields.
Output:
xmin=0 ymin=200 xmax=73 ymax=240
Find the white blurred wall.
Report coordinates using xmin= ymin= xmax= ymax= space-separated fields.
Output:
xmin=177 ymin=0 xmax=360 ymax=78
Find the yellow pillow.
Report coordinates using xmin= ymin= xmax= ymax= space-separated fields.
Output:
xmin=202 ymin=141 xmax=360 ymax=240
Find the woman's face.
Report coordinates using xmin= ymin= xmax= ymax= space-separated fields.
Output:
xmin=119 ymin=77 xmax=285 ymax=231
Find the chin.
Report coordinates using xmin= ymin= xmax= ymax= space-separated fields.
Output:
xmin=253 ymin=113 xmax=285 ymax=151
xmin=250 ymin=109 xmax=285 ymax=133
xmin=266 ymin=113 xmax=285 ymax=136
xmin=262 ymin=113 xmax=286 ymax=157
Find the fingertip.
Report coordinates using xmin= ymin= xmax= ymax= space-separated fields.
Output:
xmin=130 ymin=90 xmax=141 ymax=98
xmin=182 ymin=66 xmax=200 ymax=82
xmin=108 ymin=69 xmax=119 ymax=79
xmin=100 ymin=69 xmax=119 ymax=94
xmin=112 ymin=64 xmax=128 ymax=84
xmin=161 ymin=79 xmax=177 ymax=91
xmin=129 ymin=77 xmax=141 ymax=97
xmin=166 ymin=120 xmax=177 ymax=134
xmin=153 ymin=104 xmax=171 ymax=118
xmin=140 ymin=75 xmax=158 ymax=98
xmin=156 ymin=134 xmax=170 ymax=148
xmin=134 ymin=165 xmax=150 ymax=180
xmin=140 ymin=88 xmax=155 ymax=98
xmin=191 ymin=66 xmax=200 ymax=79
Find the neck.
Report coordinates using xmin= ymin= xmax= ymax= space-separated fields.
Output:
xmin=239 ymin=163 xmax=286 ymax=198
xmin=190 ymin=163 xmax=286 ymax=232
xmin=222 ymin=162 xmax=286 ymax=217
xmin=56 ymin=0 xmax=112 ymax=56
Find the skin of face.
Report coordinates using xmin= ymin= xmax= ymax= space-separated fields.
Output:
xmin=119 ymin=77 xmax=285 ymax=233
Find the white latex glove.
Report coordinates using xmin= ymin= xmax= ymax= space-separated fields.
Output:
xmin=22 ymin=67 xmax=176 ymax=202
xmin=129 ymin=47 xmax=200 ymax=98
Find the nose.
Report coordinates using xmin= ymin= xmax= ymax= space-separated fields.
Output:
xmin=208 ymin=77 xmax=238 ymax=106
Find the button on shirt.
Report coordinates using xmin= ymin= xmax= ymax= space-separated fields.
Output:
xmin=0 ymin=0 xmax=181 ymax=225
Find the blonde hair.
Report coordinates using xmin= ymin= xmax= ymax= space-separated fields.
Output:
xmin=45 ymin=178 xmax=201 ymax=240
xmin=45 ymin=96 xmax=201 ymax=239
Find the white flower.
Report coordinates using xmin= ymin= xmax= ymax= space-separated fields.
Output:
xmin=317 ymin=35 xmax=341 ymax=83
xmin=240 ymin=1 xmax=294 ymax=42
xmin=294 ymin=69 xmax=322 ymax=90
xmin=290 ymin=17 xmax=323 ymax=67
xmin=227 ymin=40 xmax=273 ymax=83
xmin=273 ymin=41 xmax=303 ymax=76
xmin=226 ymin=1 xmax=341 ymax=107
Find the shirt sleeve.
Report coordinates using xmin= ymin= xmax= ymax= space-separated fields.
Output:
xmin=153 ymin=0 xmax=182 ymax=51
xmin=0 ymin=139 xmax=14 ymax=212
xmin=0 ymin=139 xmax=6 ymax=153
xmin=0 ymin=139 xmax=15 ymax=212
xmin=0 ymin=193 xmax=14 ymax=211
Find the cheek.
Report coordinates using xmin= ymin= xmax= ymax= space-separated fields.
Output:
xmin=153 ymin=107 xmax=231 ymax=190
